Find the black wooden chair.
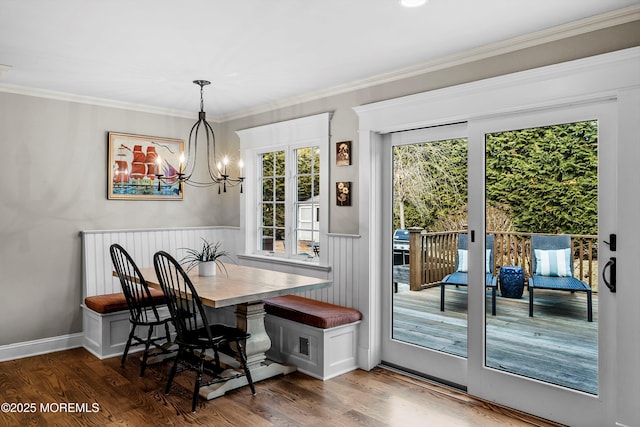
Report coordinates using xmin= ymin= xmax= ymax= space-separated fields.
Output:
xmin=153 ymin=250 xmax=256 ymax=413
xmin=109 ymin=243 xmax=173 ymax=376
xmin=440 ymin=234 xmax=497 ymax=316
xmin=528 ymin=235 xmax=593 ymax=322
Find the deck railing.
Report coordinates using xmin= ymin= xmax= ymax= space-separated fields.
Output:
xmin=407 ymin=229 xmax=599 ymax=292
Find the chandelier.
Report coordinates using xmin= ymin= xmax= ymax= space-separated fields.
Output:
xmin=156 ymin=80 xmax=244 ymax=194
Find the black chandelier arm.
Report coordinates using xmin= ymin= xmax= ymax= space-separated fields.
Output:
xmin=202 ymin=119 xmax=224 ymax=181
xmin=154 ymin=173 xmax=244 ymax=194
xmin=155 ymin=174 xmax=164 ymax=191
xmin=176 ymin=79 xmax=244 ymax=194
xmin=180 ymin=176 xmax=244 ymax=187
xmin=183 ymin=119 xmax=203 ymax=181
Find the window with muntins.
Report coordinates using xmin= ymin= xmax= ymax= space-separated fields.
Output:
xmin=258 ymin=146 xmax=320 ymax=258
xmin=237 ymin=113 xmax=329 ymax=264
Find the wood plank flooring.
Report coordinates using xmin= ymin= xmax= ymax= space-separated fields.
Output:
xmin=393 ymin=265 xmax=598 ymax=394
xmin=0 ymin=348 xmax=562 ymax=426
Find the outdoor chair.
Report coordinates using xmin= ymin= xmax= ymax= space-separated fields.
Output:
xmin=153 ymin=251 xmax=256 ymax=413
xmin=109 ymin=243 xmax=174 ymax=376
xmin=528 ymin=235 xmax=593 ymax=322
xmin=440 ymin=234 xmax=497 ymax=315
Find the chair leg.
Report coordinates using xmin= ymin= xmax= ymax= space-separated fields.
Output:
xmin=236 ymin=340 xmax=256 ymax=395
xmin=121 ymin=325 xmax=136 ymax=367
xmin=440 ymin=284 xmax=445 ymax=312
xmin=587 ymin=290 xmax=593 ymax=322
xmin=163 ymin=320 xmax=172 ymax=344
xmin=212 ymin=348 xmax=221 ymax=372
xmin=140 ymin=325 xmax=154 ymax=377
xmin=192 ymin=356 xmax=205 ymax=413
xmin=165 ymin=349 xmax=181 ymax=395
xmin=529 ymin=287 xmax=534 ymax=317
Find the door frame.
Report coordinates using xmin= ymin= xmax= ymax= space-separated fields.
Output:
xmin=354 ymin=47 xmax=640 ymax=426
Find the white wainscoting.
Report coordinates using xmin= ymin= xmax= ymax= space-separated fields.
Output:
xmin=237 ymin=233 xmax=361 ymax=310
xmin=79 ymin=227 xmax=364 ymax=367
xmin=81 ymin=227 xmax=361 ymax=307
xmin=314 ymin=233 xmax=361 ymax=308
xmin=81 ymin=226 xmax=241 ymax=299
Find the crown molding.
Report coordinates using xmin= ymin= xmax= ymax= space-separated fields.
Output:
xmin=219 ymin=5 xmax=640 ymax=122
xmin=0 ymin=82 xmax=197 ymax=120
xmin=0 ymin=6 xmax=637 ymax=123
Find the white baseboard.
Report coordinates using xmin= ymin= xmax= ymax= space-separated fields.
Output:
xmin=0 ymin=333 xmax=83 ymax=362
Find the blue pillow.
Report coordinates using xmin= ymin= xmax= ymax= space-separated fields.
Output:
xmin=457 ymin=249 xmax=492 ymax=273
xmin=534 ymin=248 xmax=572 ymax=277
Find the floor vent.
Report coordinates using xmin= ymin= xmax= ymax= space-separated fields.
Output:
xmin=299 ymin=337 xmax=310 ymax=356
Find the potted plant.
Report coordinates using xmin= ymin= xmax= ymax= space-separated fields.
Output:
xmin=180 ymin=238 xmax=232 ymax=276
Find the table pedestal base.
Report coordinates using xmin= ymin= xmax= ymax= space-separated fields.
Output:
xmin=200 ymin=300 xmax=296 ymax=400
xmin=199 ymin=359 xmax=296 ymax=400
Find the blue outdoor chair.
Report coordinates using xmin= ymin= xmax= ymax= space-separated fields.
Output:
xmin=528 ymin=235 xmax=593 ymax=322
xmin=440 ymin=234 xmax=497 ymax=316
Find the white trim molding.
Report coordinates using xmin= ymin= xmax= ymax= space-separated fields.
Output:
xmin=0 ymin=83 xmax=196 ymax=119
xmin=236 ymin=113 xmax=331 ymax=266
xmin=0 ymin=334 xmax=83 ymax=363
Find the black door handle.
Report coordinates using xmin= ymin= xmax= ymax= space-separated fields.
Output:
xmin=603 ymin=233 xmax=617 ymax=251
xmin=602 ymin=257 xmax=616 ymax=293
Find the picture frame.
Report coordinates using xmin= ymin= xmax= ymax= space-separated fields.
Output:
xmin=336 ymin=141 xmax=352 ymax=166
xmin=336 ymin=181 xmax=351 ymax=206
xmin=108 ymin=132 xmax=184 ymax=200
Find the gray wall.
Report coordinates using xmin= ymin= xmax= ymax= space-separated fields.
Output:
xmin=0 ymin=95 xmax=236 ymax=345
xmin=221 ymin=21 xmax=640 ymax=235
xmin=0 ymin=20 xmax=638 ymax=346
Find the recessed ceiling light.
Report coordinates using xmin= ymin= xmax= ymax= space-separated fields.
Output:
xmin=400 ymin=0 xmax=427 ymax=7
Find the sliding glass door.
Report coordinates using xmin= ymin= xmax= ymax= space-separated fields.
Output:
xmin=381 ymin=101 xmax=616 ymax=425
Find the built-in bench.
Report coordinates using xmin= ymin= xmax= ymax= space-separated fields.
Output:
xmin=264 ymin=295 xmax=362 ymax=380
xmin=84 ymin=289 xmax=166 ymax=314
xmin=79 ymin=227 xmax=361 ymax=374
xmin=80 ymin=227 xmax=239 ymax=360
xmin=81 ymin=289 xmax=170 ymax=360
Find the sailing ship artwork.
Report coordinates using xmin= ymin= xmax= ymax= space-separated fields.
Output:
xmin=108 ymin=132 xmax=184 ymax=200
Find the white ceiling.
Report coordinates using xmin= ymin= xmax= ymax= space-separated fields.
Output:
xmin=0 ymin=0 xmax=638 ymax=120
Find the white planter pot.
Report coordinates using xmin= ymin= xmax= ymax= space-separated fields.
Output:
xmin=199 ymin=261 xmax=217 ymax=276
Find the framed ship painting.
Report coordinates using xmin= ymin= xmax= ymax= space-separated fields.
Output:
xmin=108 ymin=132 xmax=184 ymax=200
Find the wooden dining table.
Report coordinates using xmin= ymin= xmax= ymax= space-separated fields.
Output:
xmin=134 ymin=263 xmax=332 ymax=400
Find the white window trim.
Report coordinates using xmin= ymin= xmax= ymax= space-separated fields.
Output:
xmin=236 ymin=113 xmax=330 ymax=266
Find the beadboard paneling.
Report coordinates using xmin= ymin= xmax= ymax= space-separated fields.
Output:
xmin=81 ymin=227 xmax=362 ymax=313
xmin=81 ymin=226 xmax=241 ymax=299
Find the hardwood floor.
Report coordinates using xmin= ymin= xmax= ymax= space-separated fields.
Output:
xmin=0 ymin=348 xmax=562 ymax=426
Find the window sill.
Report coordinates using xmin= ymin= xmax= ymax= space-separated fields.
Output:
xmin=237 ymin=253 xmax=332 ymax=272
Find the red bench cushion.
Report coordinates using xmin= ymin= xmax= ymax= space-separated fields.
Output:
xmin=84 ymin=288 xmax=166 ymax=314
xmin=264 ymin=295 xmax=362 ymax=329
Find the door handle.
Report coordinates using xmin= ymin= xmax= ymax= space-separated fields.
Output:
xmin=602 ymin=257 xmax=616 ymax=293
xmin=603 ymin=233 xmax=617 ymax=251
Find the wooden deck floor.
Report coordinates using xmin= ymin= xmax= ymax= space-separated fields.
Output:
xmin=392 ymin=267 xmax=598 ymax=394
